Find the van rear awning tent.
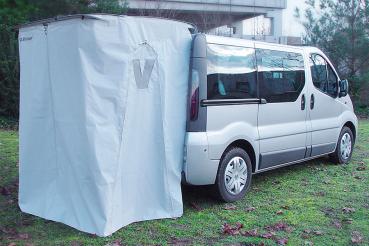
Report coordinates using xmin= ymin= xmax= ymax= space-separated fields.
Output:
xmin=18 ymin=14 xmax=192 ymax=236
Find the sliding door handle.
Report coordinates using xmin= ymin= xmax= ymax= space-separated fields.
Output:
xmin=310 ymin=94 xmax=315 ymax=109
xmin=301 ymin=94 xmax=306 ymax=110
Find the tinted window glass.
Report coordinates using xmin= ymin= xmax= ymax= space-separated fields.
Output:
xmin=327 ymin=63 xmax=338 ymax=97
xmin=207 ymin=44 xmax=257 ymax=100
xmin=310 ymin=54 xmax=327 ymax=91
xmin=256 ymin=49 xmax=305 ymax=103
xmin=310 ymin=54 xmax=338 ymax=97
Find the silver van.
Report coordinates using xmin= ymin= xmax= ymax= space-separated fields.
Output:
xmin=183 ymin=34 xmax=358 ymax=202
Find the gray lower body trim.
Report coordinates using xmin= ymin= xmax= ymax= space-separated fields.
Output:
xmin=311 ymin=143 xmax=336 ymax=157
xmin=259 ymin=147 xmax=306 ymax=170
xmin=255 ymin=143 xmax=337 ymax=174
xmin=254 ymin=151 xmax=334 ymax=174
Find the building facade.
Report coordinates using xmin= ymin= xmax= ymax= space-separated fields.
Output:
xmin=229 ymin=0 xmax=307 ymax=44
xmin=127 ymin=0 xmax=306 ymax=44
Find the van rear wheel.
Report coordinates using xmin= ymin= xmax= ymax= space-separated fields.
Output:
xmin=214 ymin=147 xmax=252 ymax=202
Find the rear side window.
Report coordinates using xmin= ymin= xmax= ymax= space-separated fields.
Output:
xmin=207 ymin=44 xmax=257 ymax=100
xmin=310 ymin=54 xmax=338 ymax=97
xmin=256 ymin=49 xmax=305 ymax=103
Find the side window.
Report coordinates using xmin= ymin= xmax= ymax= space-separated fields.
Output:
xmin=310 ymin=54 xmax=327 ymax=91
xmin=256 ymin=49 xmax=305 ymax=103
xmin=310 ymin=54 xmax=338 ymax=97
xmin=327 ymin=64 xmax=338 ymax=97
xmin=207 ymin=44 xmax=257 ymax=100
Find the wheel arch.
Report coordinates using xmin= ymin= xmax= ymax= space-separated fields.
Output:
xmin=223 ymin=139 xmax=257 ymax=173
xmin=343 ymin=121 xmax=356 ymax=142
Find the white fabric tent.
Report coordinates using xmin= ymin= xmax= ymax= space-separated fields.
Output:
xmin=18 ymin=15 xmax=192 ymax=236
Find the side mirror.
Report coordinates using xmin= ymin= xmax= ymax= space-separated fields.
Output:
xmin=339 ymin=79 xmax=349 ymax=98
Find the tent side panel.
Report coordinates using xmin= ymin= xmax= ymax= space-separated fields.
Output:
xmin=18 ymin=26 xmax=60 ymax=219
xmin=19 ymin=15 xmax=192 ymax=236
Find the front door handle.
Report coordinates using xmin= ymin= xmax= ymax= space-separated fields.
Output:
xmin=310 ymin=94 xmax=315 ymax=109
xmin=301 ymin=94 xmax=306 ymax=110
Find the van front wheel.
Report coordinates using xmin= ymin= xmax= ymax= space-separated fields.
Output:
xmin=214 ymin=148 xmax=252 ymax=202
xmin=330 ymin=126 xmax=354 ymax=164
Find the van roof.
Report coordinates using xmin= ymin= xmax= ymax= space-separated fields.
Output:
xmin=205 ymin=34 xmax=322 ymax=53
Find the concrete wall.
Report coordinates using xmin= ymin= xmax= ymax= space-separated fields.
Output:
xmin=127 ymin=0 xmax=307 ymax=45
xmin=128 ymin=0 xmax=286 ymax=13
xmin=231 ymin=0 xmax=308 ymax=44
xmin=127 ymin=0 xmax=287 ymax=31
xmin=278 ymin=0 xmax=306 ymax=38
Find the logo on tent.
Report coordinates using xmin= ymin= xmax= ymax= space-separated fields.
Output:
xmin=133 ymin=59 xmax=156 ymax=89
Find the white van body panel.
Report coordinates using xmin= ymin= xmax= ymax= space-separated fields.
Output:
xmin=206 ymin=105 xmax=259 ymax=160
xmin=183 ymin=35 xmax=358 ymax=186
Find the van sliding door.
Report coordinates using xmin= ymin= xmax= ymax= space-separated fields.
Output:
xmin=256 ymin=45 xmax=309 ymax=171
xmin=205 ymin=43 xmax=260 ymax=161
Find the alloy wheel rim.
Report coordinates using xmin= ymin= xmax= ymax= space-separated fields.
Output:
xmin=224 ymin=156 xmax=248 ymax=195
xmin=340 ymin=133 xmax=352 ymax=160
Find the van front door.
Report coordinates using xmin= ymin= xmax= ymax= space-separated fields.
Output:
xmin=307 ymin=53 xmax=342 ymax=157
xmin=256 ymin=46 xmax=309 ymax=170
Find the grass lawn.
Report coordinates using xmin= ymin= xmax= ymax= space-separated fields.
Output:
xmin=0 ymin=121 xmax=368 ymax=246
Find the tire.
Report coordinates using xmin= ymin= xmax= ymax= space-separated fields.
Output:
xmin=214 ymin=147 xmax=252 ymax=202
xmin=330 ymin=126 xmax=354 ymax=164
